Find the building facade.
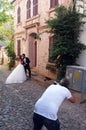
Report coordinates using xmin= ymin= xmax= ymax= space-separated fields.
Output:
xmin=12 ymin=0 xmax=80 ymax=79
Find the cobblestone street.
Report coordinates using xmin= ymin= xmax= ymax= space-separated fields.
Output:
xmin=0 ymin=65 xmax=86 ymax=130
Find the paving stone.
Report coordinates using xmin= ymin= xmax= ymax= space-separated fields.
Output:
xmin=0 ymin=65 xmax=86 ymax=130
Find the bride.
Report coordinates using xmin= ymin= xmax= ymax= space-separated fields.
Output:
xmin=5 ymin=55 xmax=27 ymax=84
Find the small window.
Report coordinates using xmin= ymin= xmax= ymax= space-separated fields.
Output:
xmin=17 ymin=7 xmax=21 ymax=23
xmin=27 ymin=0 xmax=31 ymax=19
xmin=33 ymin=0 xmax=38 ymax=16
xmin=50 ymin=0 xmax=58 ymax=8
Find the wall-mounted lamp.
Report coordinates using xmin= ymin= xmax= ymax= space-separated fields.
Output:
xmin=22 ymin=38 xmax=26 ymax=41
xmin=35 ymin=35 xmax=41 ymax=40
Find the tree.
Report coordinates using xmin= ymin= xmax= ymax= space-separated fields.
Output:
xmin=0 ymin=0 xmax=13 ymax=40
xmin=5 ymin=17 xmax=16 ymax=70
xmin=0 ymin=0 xmax=16 ymax=70
xmin=46 ymin=6 xmax=86 ymax=80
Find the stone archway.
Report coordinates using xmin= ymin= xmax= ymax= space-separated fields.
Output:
xmin=28 ymin=33 xmax=37 ymax=68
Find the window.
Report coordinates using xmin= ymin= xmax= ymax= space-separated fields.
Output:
xmin=17 ymin=40 xmax=21 ymax=56
xmin=17 ymin=6 xmax=21 ymax=23
xmin=33 ymin=0 xmax=38 ymax=16
xmin=49 ymin=36 xmax=54 ymax=62
xmin=27 ymin=0 xmax=31 ymax=19
xmin=50 ymin=0 xmax=58 ymax=8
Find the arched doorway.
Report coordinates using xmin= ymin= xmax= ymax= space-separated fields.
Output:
xmin=28 ymin=33 xmax=37 ymax=68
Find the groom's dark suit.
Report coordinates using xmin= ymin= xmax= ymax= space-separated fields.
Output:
xmin=23 ymin=57 xmax=31 ymax=78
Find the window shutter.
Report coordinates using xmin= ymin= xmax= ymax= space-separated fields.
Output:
xmin=33 ymin=0 xmax=38 ymax=16
xmin=17 ymin=7 xmax=21 ymax=23
xmin=27 ymin=0 xmax=31 ymax=19
xmin=17 ymin=40 xmax=21 ymax=56
xmin=55 ymin=0 xmax=58 ymax=5
xmin=50 ymin=0 xmax=58 ymax=8
xmin=49 ymin=36 xmax=54 ymax=62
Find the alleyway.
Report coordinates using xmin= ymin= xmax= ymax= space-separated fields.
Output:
xmin=0 ymin=65 xmax=86 ymax=130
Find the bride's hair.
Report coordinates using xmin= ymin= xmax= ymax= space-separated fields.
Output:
xmin=16 ymin=55 xmax=22 ymax=61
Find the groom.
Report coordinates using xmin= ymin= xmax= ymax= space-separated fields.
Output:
xmin=22 ymin=53 xmax=31 ymax=79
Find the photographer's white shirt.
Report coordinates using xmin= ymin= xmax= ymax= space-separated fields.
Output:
xmin=34 ymin=84 xmax=72 ymax=120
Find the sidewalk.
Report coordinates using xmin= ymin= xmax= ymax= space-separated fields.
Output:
xmin=0 ymin=65 xmax=86 ymax=130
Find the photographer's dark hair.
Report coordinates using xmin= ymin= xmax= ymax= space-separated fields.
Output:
xmin=59 ymin=78 xmax=70 ymax=88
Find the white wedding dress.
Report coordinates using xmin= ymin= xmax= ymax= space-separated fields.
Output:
xmin=5 ymin=63 xmax=27 ymax=84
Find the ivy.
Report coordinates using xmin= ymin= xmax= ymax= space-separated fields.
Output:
xmin=46 ymin=6 xmax=86 ymax=80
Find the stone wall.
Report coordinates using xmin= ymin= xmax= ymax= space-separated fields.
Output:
xmin=12 ymin=0 xmax=74 ymax=79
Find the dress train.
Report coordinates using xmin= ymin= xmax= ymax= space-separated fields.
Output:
xmin=5 ymin=64 xmax=26 ymax=84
